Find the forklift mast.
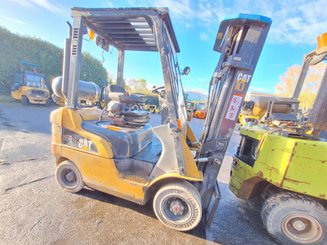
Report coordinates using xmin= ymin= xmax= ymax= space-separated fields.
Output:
xmin=292 ymin=33 xmax=327 ymax=100
xmin=196 ymin=14 xmax=271 ymax=221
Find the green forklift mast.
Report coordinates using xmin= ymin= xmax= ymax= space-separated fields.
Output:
xmin=196 ymin=14 xmax=272 ymax=224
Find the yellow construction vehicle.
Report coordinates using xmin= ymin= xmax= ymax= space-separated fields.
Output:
xmin=50 ymin=8 xmax=271 ymax=231
xmin=238 ymin=91 xmax=301 ymax=127
xmin=11 ymin=61 xmax=50 ymax=105
xmin=192 ymin=101 xmax=207 ymax=119
xmin=230 ymin=33 xmax=327 ymax=244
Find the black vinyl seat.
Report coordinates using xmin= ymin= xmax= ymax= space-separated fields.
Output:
xmin=108 ymin=85 xmax=146 ymax=104
xmin=106 ymin=84 xmax=150 ymax=126
xmin=82 ymin=120 xmax=153 ymax=158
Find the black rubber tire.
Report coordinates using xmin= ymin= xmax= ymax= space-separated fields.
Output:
xmin=153 ymin=180 xmax=202 ymax=231
xmin=45 ymin=98 xmax=52 ymax=107
xmin=21 ymin=96 xmax=29 ymax=105
xmin=261 ymin=192 xmax=327 ymax=245
xmin=55 ymin=160 xmax=85 ymax=193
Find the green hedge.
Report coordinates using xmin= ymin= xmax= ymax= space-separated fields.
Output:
xmin=0 ymin=27 xmax=107 ymax=94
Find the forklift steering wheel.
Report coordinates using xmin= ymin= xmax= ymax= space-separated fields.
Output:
xmin=152 ymin=86 xmax=165 ymax=94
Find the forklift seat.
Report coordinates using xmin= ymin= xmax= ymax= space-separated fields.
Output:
xmin=108 ymin=84 xmax=146 ymax=104
xmin=82 ymin=121 xmax=153 ymax=158
xmin=106 ymin=84 xmax=149 ymax=126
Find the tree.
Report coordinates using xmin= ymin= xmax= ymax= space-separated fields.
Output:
xmin=275 ymin=63 xmax=326 ymax=110
xmin=107 ymin=71 xmax=115 ymax=84
xmin=0 ymin=27 xmax=107 ymax=93
xmin=80 ymin=52 xmax=107 ymax=86
xmin=127 ymin=78 xmax=148 ymax=93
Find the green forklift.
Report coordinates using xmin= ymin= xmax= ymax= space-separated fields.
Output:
xmin=230 ymin=33 xmax=327 ymax=244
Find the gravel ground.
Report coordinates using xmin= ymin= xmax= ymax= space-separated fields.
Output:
xmin=0 ymin=102 xmax=276 ymax=245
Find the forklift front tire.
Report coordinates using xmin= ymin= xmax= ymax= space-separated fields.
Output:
xmin=21 ymin=96 xmax=29 ymax=105
xmin=153 ymin=180 xmax=202 ymax=231
xmin=55 ymin=161 xmax=85 ymax=193
xmin=261 ymin=192 xmax=327 ymax=245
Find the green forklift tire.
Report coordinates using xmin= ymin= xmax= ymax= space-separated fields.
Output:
xmin=261 ymin=192 xmax=327 ymax=245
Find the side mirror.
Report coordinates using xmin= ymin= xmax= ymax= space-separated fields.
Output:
xmin=181 ymin=66 xmax=191 ymax=76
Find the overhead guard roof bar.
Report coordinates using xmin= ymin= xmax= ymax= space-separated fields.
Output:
xmin=65 ymin=7 xmax=181 ymax=110
xmin=71 ymin=7 xmax=180 ymax=52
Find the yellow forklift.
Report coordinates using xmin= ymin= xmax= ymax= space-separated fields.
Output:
xmin=50 ymin=8 xmax=271 ymax=231
xmin=11 ymin=61 xmax=50 ymax=105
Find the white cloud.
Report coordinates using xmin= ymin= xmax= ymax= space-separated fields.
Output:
xmin=1 ymin=16 xmax=26 ymax=25
xmin=11 ymin=0 xmax=65 ymax=15
xmin=10 ymin=0 xmax=34 ymax=8
xmin=194 ymin=0 xmax=327 ymax=45
xmin=113 ymin=0 xmax=327 ymax=45
xmin=127 ymin=0 xmax=194 ymax=21
xmin=199 ymin=33 xmax=208 ymax=41
xmin=155 ymin=0 xmax=193 ymax=20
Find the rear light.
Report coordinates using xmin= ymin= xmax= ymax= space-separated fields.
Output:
xmin=177 ymin=119 xmax=182 ymax=131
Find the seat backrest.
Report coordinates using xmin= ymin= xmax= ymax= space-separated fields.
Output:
xmin=109 ymin=84 xmax=126 ymax=93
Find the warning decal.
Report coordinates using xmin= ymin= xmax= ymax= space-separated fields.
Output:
xmin=225 ymin=94 xmax=243 ymax=121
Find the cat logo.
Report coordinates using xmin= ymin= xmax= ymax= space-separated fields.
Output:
xmin=235 ymin=73 xmax=252 ymax=92
xmin=78 ymin=138 xmax=93 ymax=151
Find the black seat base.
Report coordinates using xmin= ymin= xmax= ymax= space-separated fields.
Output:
xmin=115 ymin=136 xmax=162 ymax=178
xmin=82 ymin=120 xmax=153 ymax=158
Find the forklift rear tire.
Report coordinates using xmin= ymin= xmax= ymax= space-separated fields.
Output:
xmin=153 ymin=180 xmax=202 ymax=231
xmin=21 ymin=96 xmax=29 ymax=105
xmin=261 ymin=192 xmax=327 ymax=245
xmin=55 ymin=161 xmax=85 ymax=193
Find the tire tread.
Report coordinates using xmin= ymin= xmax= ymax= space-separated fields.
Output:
xmin=261 ymin=192 xmax=327 ymax=245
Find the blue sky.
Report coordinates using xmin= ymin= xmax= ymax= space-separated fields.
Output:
xmin=0 ymin=0 xmax=326 ymax=94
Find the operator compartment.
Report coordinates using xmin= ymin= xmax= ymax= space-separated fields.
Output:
xmin=82 ymin=119 xmax=162 ymax=178
xmin=82 ymin=120 xmax=153 ymax=158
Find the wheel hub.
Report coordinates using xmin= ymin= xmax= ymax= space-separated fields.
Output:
xmin=61 ymin=169 xmax=77 ymax=186
xmin=292 ymin=219 xmax=306 ymax=231
xmin=282 ymin=213 xmax=323 ymax=243
xmin=169 ymin=200 xmax=185 ymax=216
xmin=66 ymin=171 xmax=75 ymax=182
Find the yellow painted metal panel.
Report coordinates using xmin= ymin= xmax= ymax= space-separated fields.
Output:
xmin=254 ymin=134 xmax=296 ymax=185
xmin=55 ymin=145 xmax=147 ymax=203
xmin=179 ymin=135 xmax=203 ymax=180
xmin=283 ymin=141 xmax=327 ymax=199
xmin=231 ymin=128 xmax=327 ymax=201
